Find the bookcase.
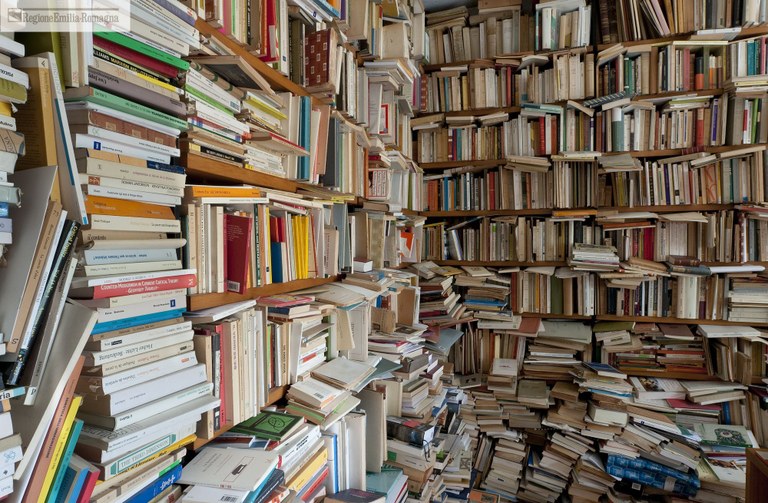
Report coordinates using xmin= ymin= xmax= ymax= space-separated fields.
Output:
xmin=0 ymin=0 xmax=768 ymax=501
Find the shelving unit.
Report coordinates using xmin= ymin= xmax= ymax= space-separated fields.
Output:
xmin=188 ymin=277 xmax=342 ymax=311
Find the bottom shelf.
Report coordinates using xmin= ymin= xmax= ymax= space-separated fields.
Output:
xmin=191 ymin=385 xmax=288 ymax=450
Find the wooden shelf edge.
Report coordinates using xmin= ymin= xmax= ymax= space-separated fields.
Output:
xmin=596 ymin=314 xmax=768 ymax=327
xmin=188 ymin=276 xmax=340 ymax=311
xmin=435 ymin=260 xmax=567 ymax=267
xmin=195 ymin=19 xmax=307 ymax=97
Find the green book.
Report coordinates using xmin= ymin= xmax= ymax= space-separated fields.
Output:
xmin=185 ymin=84 xmax=236 ymax=116
xmin=93 ymin=28 xmax=190 ymax=71
xmin=593 ymin=321 xmax=635 ymax=332
xmin=229 ymin=410 xmax=304 ymax=441
xmin=63 ymin=86 xmax=187 ymax=131
xmin=550 ymin=276 xmax=563 ymax=315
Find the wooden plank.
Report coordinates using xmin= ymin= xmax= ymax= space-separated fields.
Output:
xmin=188 ymin=276 xmax=340 ymax=311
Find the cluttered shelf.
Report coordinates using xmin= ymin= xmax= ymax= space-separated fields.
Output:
xmin=596 ymin=314 xmax=768 ymax=327
xmin=188 ymin=277 xmax=341 ymax=311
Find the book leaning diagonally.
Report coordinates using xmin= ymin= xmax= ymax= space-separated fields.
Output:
xmin=43 ymin=52 xmax=87 ymax=225
xmin=11 ymin=301 xmax=97 ymax=483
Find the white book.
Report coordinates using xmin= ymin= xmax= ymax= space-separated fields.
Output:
xmin=76 ymin=155 xmax=186 ymax=189
xmin=90 ymin=294 xmax=186 ymax=324
xmin=78 ymin=173 xmax=183 ymax=197
xmin=86 ymin=214 xmax=181 ymax=233
xmin=83 ymin=329 xmax=194 ymax=366
xmin=78 ymin=381 xmax=214 ymax=430
xmin=77 ymin=351 xmax=198 ymax=396
xmin=74 ymin=134 xmax=171 ymax=164
xmin=0 ymin=35 xmax=23 ymax=57
xmin=86 ymin=239 xmax=186 ymax=251
xmin=84 ymin=184 xmax=181 ymax=207
xmin=182 ymin=486 xmax=249 ymax=503
xmin=80 ymin=290 xmax=188 ymax=311
xmin=82 ymin=248 xmax=179 ymax=266
xmin=77 ymin=259 xmax=183 ymax=278
xmin=80 ymin=363 xmax=207 ymax=416
xmin=78 ymin=395 xmax=218 ymax=452
xmin=96 ymin=421 xmax=198 ymax=480
xmin=178 ymin=447 xmax=280 ymax=491
xmin=85 ymin=318 xmax=191 ymax=350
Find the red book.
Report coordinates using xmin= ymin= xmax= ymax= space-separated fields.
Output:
xmin=538 ymin=117 xmax=546 ymax=156
xmin=695 ymin=108 xmax=705 ymax=146
xmin=74 ymin=273 xmax=198 ymax=299
xmin=224 ymin=213 xmax=253 ymax=295
xmin=93 ymin=36 xmax=179 ymax=79
xmin=76 ymin=468 xmax=99 ymax=503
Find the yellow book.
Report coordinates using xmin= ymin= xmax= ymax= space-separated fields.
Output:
xmin=0 ymin=101 xmax=12 ymax=117
xmin=244 ymin=96 xmax=287 ymax=120
xmin=40 ymin=395 xmax=83 ymax=500
xmin=286 ymin=446 xmax=328 ymax=492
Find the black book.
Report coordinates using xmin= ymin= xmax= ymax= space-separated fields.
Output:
xmin=6 ymin=219 xmax=80 ymax=385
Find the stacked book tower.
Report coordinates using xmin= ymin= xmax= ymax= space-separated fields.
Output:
xmin=50 ymin=6 xmax=218 ymax=502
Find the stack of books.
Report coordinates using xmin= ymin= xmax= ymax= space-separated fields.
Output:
xmin=179 ymin=60 xmax=250 ymax=174
xmin=0 ymin=36 xmax=26 ymax=266
xmin=568 ymin=243 xmax=620 ymax=271
xmin=522 ymin=321 xmax=591 ymax=380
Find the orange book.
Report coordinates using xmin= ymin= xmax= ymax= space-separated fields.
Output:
xmin=184 ymin=185 xmax=264 ymax=198
xmin=551 ymin=208 xmax=598 ymax=217
xmin=84 ymin=195 xmax=175 ymax=220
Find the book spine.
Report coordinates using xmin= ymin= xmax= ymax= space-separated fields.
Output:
xmin=123 ymin=463 xmax=182 ymax=502
xmin=86 ymin=67 xmax=188 ymax=117
xmin=77 ymin=351 xmax=197 ymax=395
xmin=87 ymin=214 xmax=180 ymax=233
xmin=84 ymin=331 xmax=193 ymax=366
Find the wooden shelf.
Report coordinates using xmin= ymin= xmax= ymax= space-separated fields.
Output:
xmin=182 ymin=152 xmax=300 ymax=192
xmin=191 ymin=386 xmax=288 ymax=450
xmin=520 ymin=312 xmax=592 ymax=320
xmin=421 ymin=47 xmax=593 ymax=72
xmin=435 ymin=260 xmax=567 ymax=267
xmin=420 ymin=159 xmax=508 ymax=170
xmin=599 ymin=203 xmax=734 ymax=213
xmin=596 ymin=314 xmax=768 ymax=327
xmin=421 ymin=208 xmax=553 ymax=217
xmin=631 ymin=88 xmax=725 ymax=101
xmin=188 ymin=277 xmax=340 ymax=311
xmin=416 ymin=106 xmax=522 ymax=118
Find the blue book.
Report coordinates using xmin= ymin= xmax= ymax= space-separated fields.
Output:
xmin=125 ymin=463 xmax=182 ymax=503
xmin=91 ymin=308 xmax=185 ymax=335
xmin=46 ymin=419 xmax=84 ymax=503
xmin=59 ymin=465 xmax=88 ymax=503
xmin=246 ymin=469 xmax=285 ymax=503
xmin=270 ymin=242 xmax=284 ymax=283
xmin=0 ymin=202 xmax=8 ymax=217
xmin=146 ymin=161 xmax=186 ymax=175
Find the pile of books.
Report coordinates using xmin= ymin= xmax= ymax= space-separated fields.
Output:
xmin=522 ymin=321 xmax=591 ymax=380
xmin=568 ymin=243 xmax=620 ymax=271
xmin=286 ymin=358 xmax=373 ymax=430
xmin=0 ymin=35 xmax=26 ymax=266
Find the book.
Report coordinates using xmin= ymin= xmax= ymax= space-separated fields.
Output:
xmin=178 ymin=446 xmax=280 ymax=491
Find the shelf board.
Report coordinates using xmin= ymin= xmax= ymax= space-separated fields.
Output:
xmin=182 ymin=152 xmax=299 ymax=192
xmin=599 ymin=203 xmax=734 ymax=213
xmin=520 ymin=312 xmax=592 ymax=320
xmin=435 ymin=260 xmax=567 ymax=267
xmin=596 ymin=314 xmax=768 ymax=327
xmin=420 ymin=159 xmax=508 ymax=170
xmin=188 ymin=277 xmax=340 ymax=311
xmin=416 ymin=106 xmax=522 ymax=118
xmin=421 ymin=208 xmax=554 ymax=217
xmin=192 ymin=386 xmax=287 ymax=450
